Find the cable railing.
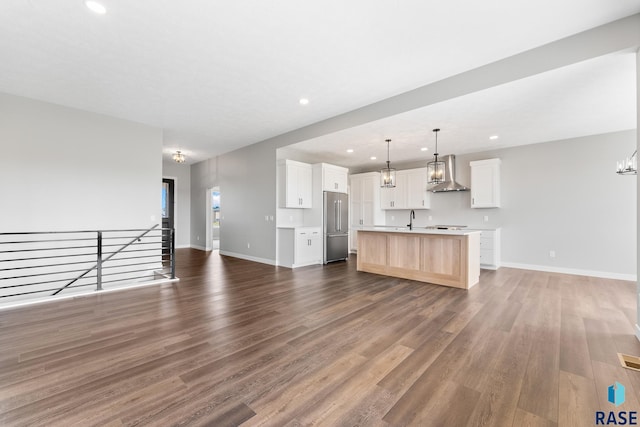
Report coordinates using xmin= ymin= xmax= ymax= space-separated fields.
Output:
xmin=0 ymin=226 xmax=176 ymax=306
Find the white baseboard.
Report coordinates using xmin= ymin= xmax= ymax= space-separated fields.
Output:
xmin=219 ymin=250 xmax=276 ymax=266
xmin=190 ymin=244 xmax=208 ymax=251
xmin=176 ymin=244 xmax=191 ymax=249
xmin=501 ymin=262 xmax=637 ymax=281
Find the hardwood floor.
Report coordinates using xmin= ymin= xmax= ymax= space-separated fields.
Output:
xmin=0 ymin=249 xmax=639 ymax=426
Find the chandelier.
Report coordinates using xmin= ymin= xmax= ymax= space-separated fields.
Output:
xmin=173 ymin=151 xmax=186 ymax=163
xmin=380 ymin=139 xmax=396 ymax=188
xmin=616 ymin=150 xmax=637 ymax=175
xmin=427 ymin=129 xmax=445 ymax=184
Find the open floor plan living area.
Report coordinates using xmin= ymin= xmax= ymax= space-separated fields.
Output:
xmin=1 ymin=1 xmax=640 ymax=426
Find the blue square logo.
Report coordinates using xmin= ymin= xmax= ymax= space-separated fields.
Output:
xmin=608 ymin=382 xmax=625 ymax=407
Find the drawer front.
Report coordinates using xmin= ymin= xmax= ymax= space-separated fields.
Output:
xmin=480 ymin=248 xmax=495 ymax=265
xmin=480 ymin=237 xmax=494 ymax=250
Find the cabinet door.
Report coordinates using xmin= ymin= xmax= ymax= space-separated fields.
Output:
xmin=406 ymin=169 xmax=430 ymax=209
xmin=281 ymin=161 xmax=312 ymax=208
xmin=471 ymin=160 xmax=500 ymax=208
xmin=298 ymin=165 xmax=313 ymax=208
xmin=285 ymin=164 xmax=301 ymax=208
xmin=380 ymin=187 xmax=396 ymax=209
xmin=350 ymin=177 xmax=364 ymax=226
xmin=295 ymin=231 xmax=313 ymax=264
xmin=392 ymin=173 xmax=408 ymax=209
xmin=324 ymin=168 xmax=348 ymax=193
xmin=308 ymin=231 xmax=322 ymax=262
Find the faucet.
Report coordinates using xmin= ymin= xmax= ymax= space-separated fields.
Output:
xmin=408 ymin=210 xmax=415 ymax=230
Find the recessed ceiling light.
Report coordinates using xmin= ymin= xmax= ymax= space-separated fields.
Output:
xmin=299 ymin=98 xmax=309 ymax=106
xmin=346 ymin=149 xmax=354 ymax=153
xmin=370 ymin=156 xmax=377 ymax=160
xmin=421 ymin=147 xmax=428 ymax=151
xmin=85 ymin=0 xmax=107 ymax=14
xmin=489 ymin=135 xmax=499 ymax=140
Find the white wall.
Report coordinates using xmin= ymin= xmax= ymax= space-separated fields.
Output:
xmin=190 ymin=157 xmax=219 ymax=250
xmin=0 ymin=93 xmax=162 ymax=231
xmin=377 ymin=130 xmax=637 ymax=279
xmin=217 ymin=141 xmax=278 ymax=264
xmin=162 ymin=160 xmax=191 ymax=248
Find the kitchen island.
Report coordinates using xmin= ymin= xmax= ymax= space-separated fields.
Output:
xmin=356 ymin=227 xmax=481 ymax=289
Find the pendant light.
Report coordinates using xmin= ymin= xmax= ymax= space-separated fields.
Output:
xmin=380 ymin=139 xmax=396 ymax=188
xmin=616 ymin=150 xmax=637 ymax=175
xmin=427 ymin=129 xmax=445 ymax=184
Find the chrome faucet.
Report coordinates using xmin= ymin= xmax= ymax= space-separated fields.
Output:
xmin=408 ymin=210 xmax=415 ymax=230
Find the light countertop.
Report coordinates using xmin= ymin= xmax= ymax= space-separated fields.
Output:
xmin=359 ymin=227 xmax=481 ymax=236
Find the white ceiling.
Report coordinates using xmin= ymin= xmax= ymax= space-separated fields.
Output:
xmin=0 ymin=1 xmax=638 ymax=165
xmin=280 ymin=52 xmax=638 ymax=170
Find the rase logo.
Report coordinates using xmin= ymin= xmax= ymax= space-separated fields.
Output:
xmin=596 ymin=382 xmax=637 ymax=425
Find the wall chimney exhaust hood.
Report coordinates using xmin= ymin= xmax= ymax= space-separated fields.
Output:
xmin=429 ymin=155 xmax=469 ymax=193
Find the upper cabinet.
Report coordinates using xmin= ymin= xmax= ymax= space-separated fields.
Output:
xmin=318 ymin=163 xmax=348 ymax=193
xmin=380 ymin=168 xmax=430 ymax=210
xmin=470 ymin=158 xmax=501 ymax=208
xmin=278 ymin=159 xmax=313 ymax=208
xmin=350 ymin=172 xmax=385 ymax=226
xmin=405 ymin=168 xmax=430 ymax=209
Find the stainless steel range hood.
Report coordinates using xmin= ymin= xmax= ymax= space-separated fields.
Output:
xmin=429 ymin=155 xmax=469 ymax=193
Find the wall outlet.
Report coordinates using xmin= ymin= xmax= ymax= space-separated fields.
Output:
xmin=289 ymin=215 xmax=293 ymax=222
xmin=428 ymin=215 xmax=433 ymax=221
xmin=391 ymin=215 xmax=395 ymax=221
xmin=265 ymin=215 xmax=269 ymax=221
xmin=197 ymin=236 xmax=200 ymax=241
xmin=247 ymin=243 xmax=250 ymax=249
xmin=484 ymin=215 xmax=489 ymax=222
xmin=270 ymin=215 xmax=274 ymax=221
xmin=549 ymin=250 xmax=556 ymax=258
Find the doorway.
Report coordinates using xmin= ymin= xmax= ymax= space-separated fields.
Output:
xmin=206 ymin=187 xmax=221 ymax=251
xmin=162 ymin=178 xmax=175 ymax=253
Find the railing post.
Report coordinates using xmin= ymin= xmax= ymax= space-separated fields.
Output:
xmin=170 ymin=228 xmax=176 ymax=279
xmin=96 ymin=231 xmax=103 ymax=291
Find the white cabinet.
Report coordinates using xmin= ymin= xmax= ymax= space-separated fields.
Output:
xmin=277 ymin=227 xmax=322 ymax=268
xmin=380 ymin=177 xmax=404 ymax=209
xmin=477 ymin=228 xmax=500 ymax=270
xmin=380 ymin=168 xmax=430 ymax=210
xmin=405 ymin=168 xmax=430 ymax=209
xmin=470 ymin=158 xmax=501 ymax=208
xmin=350 ymin=172 xmax=385 ymax=252
xmin=317 ymin=163 xmax=348 ymax=193
xmin=278 ymin=160 xmax=313 ymax=208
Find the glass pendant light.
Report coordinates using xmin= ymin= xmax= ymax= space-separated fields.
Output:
xmin=427 ymin=129 xmax=445 ymax=184
xmin=380 ymin=139 xmax=396 ymax=188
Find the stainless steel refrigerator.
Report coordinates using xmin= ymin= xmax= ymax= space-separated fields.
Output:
xmin=323 ymin=191 xmax=349 ymax=263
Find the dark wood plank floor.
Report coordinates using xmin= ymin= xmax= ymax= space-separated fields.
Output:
xmin=1 ymin=249 xmax=639 ymax=426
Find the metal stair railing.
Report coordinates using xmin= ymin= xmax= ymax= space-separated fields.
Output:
xmin=0 ymin=226 xmax=176 ymax=304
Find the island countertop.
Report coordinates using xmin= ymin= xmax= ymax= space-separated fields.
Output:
xmin=360 ymin=226 xmax=481 ymax=236
xmin=356 ymin=228 xmax=480 ymax=289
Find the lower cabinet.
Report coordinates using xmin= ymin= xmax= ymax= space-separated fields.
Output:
xmin=277 ymin=227 xmax=322 ymax=268
xmin=478 ymin=228 xmax=501 ymax=270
